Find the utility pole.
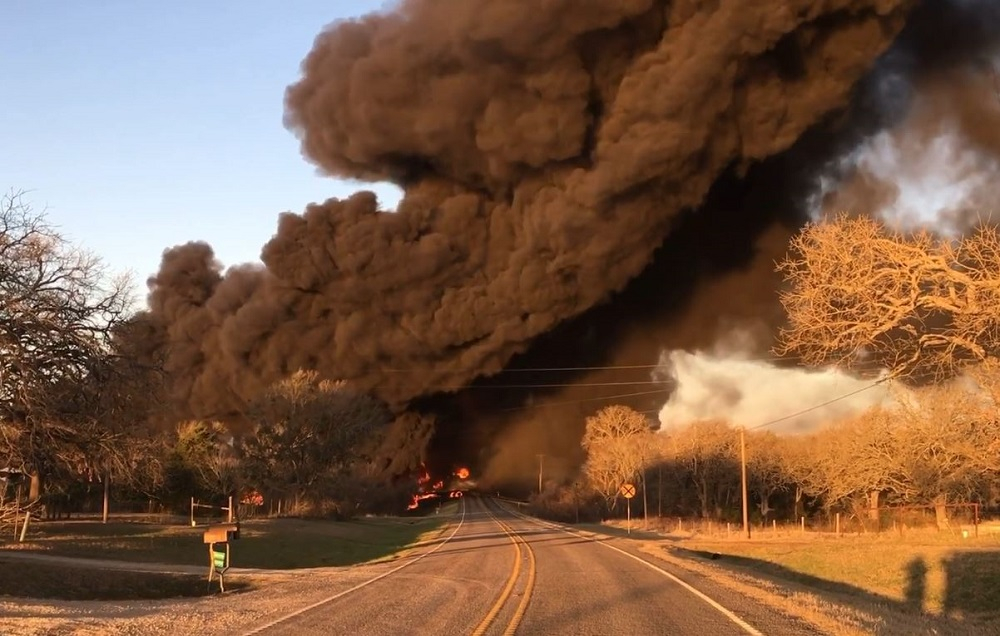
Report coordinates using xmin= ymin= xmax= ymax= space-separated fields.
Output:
xmin=740 ymin=426 xmax=751 ymax=539
xmin=642 ymin=469 xmax=648 ymax=529
xmin=658 ymin=463 xmax=662 ymax=518
xmin=536 ymin=454 xmax=544 ymax=494
xmin=102 ymin=474 xmax=110 ymax=524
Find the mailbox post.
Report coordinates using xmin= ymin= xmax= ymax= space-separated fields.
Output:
xmin=203 ymin=522 xmax=239 ymax=592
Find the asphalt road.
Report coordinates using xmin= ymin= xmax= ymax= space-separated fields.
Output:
xmin=248 ymin=496 xmax=818 ymax=636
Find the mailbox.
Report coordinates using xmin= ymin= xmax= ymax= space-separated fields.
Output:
xmin=202 ymin=522 xmax=240 ymax=544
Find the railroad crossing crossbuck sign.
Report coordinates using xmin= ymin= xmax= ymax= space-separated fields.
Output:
xmin=620 ymin=483 xmax=636 ymax=499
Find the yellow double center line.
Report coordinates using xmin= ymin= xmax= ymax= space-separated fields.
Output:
xmin=471 ymin=500 xmax=537 ymax=636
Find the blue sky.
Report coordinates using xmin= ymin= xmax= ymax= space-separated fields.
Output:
xmin=2 ymin=1 xmax=403 ymax=299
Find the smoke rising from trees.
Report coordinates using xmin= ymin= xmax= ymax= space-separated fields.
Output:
xmin=655 ymin=345 xmax=894 ymax=434
xmin=143 ymin=0 xmax=1000 ymax=483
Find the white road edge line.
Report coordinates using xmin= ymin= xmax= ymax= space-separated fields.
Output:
xmin=243 ymin=500 xmax=468 ymax=635
xmin=505 ymin=505 xmax=763 ymax=636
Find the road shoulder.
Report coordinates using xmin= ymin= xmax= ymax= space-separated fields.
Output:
xmin=639 ymin=542 xmax=991 ymax=636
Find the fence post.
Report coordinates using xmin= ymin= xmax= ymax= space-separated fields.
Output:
xmin=773 ymin=519 xmax=777 ymax=533
xmin=975 ymin=503 xmax=980 ymax=538
xmin=801 ymin=516 xmax=805 ymax=534
xmin=836 ymin=512 xmax=841 ymax=535
xmin=18 ymin=511 xmax=30 ymax=542
xmin=191 ymin=497 xmax=195 ymax=527
xmin=13 ymin=486 xmax=21 ymax=540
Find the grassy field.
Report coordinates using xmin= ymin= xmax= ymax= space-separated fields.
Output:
xmin=1 ymin=507 xmax=454 ymax=570
xmin=0 ymin=556 xmax=248 ymax=600
xmin=675 ymin=533 xmax=1000 ymax=616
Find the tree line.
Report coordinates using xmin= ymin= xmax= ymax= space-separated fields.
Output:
xmin=540 ymin=371 xmax=1000 ymax=529
xmin=0 ymin=191 xmax=407 ymax=522
xmin=5 ymin=191 xmax=1000 ymax=525
xmin=540 ymin=215 xmax=1000 ymax=527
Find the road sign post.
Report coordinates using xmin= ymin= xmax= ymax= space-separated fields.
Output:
xmin=620 ymin=483 xmax=636 ymax=535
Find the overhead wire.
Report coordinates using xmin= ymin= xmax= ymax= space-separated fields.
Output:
xmin=747 ymin=378 xmax=890 ymax=431
xmin=434 ymin=379 xmax=670 ymax=389
xmin=488 ymin=374 xmax=890 ymax=427
xmin=384 ymin=350 xmax=889 ymax=429
xmin=379 ymin=352 xmax=812 ymax=375
xmin=498 ymin=388 xmax=672 ymax=412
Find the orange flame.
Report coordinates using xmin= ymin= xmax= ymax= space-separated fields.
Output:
xmin=416 ymin=463 xmax=431 ymax=486
xmin=455 ymin=467 xmax=470 ymax=480
xmin=406 ymin=492 xmax=439 ymax=510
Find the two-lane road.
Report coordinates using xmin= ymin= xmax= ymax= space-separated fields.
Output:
xmin=248 ymin=496 xmax=816 ymax=635
xmin=250 ymin=497 xmax=525 ymax=635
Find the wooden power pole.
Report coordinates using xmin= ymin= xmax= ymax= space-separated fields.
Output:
xmin=536 ymin=454 xmax=544 ymax=494
xmin=740 ymin=427 xmax=751 ymax=539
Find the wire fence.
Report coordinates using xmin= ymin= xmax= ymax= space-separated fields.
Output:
xmin=624 ymin=503 xmax=991 ymax=540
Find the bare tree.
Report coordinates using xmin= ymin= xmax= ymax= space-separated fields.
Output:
xmin=665 ymin=420 xmax=739 ymax=519
xmin=746 ymin=431 xmax=790 ymax=523
xmin=789 ymin=380 xmax=1000 ymax=527
xmin=810 ymin=408 xmax=904 ymax=521
xmin=0 ymin=190 xmax=133 ymax=500
xmin=580 ymin=405 xmax=656 ymax=508
xmin=775 ymin=214 xmax=1000 ymax=380
xmin=889 ymin=383 xmax=1000 ymax=527
xmin=779 ymin=434 xmax=821 ymax=520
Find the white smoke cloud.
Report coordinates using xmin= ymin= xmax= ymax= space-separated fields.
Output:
xmin=655 ymin=340 xmax=895 ymax=434
xmin=810 ymin=59 xmax=1000 ymax=235
xmin=812 ymin=126 xmax=1000 ymax=233
xmin=661 ymin=58 xmax=1000 ymax=436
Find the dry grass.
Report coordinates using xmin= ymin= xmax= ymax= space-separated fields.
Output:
xmin=678 ymin=534 xmax=1000 ymax=616
xmin=585 ymin=517 xmax=1000 ymax=634
xmin=638 ymin=545 xmax=878 ymax=636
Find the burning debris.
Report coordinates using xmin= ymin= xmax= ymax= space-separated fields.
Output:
xmin=405 ymin=464 xmax=472 ymax=511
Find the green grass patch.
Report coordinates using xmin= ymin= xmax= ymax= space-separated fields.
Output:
xmin=2 ymin=507 xmax=453 ymax=570
xmin=678 ymin=536 xmax=1000 ymax=616
xmin=0 ymin=557 xmax=250 ymax=600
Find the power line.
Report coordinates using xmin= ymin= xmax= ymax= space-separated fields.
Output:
xmin=381 ymin=352 xmax=811 ymax=375
xmin=747 ymin=379 xmax=889 ymax=431
xmin=436 ymin=379 xmax=670 ymax=390
xmin=498 ymin=388 xmax=671 ymax=412
xmin=483 ymin=373 xmax=887 ymax=419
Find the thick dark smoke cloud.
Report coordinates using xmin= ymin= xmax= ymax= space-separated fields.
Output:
xmin=149 ymin=0 xmax=913 ymax=433
xmin=146 ymin=0 xmax=1000 ymax=491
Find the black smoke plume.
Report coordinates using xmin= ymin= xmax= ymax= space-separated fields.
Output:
xmin=145 ymin=0 xmax=1000 ymax=486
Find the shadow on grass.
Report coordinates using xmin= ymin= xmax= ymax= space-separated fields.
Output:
xmin=671 ymin=545 xmax=1000 ymax=629
xmin=941 ymin=550 xmax=1000 ymax=615
xmin=0 ymin=557 xmax=253 ymax=601
xmin=24 ymin=521 xmax=164 ymax=539
xmin=3 ymin=514 xmax=452 ymax=570
xmin=572 ymin=523 xmax=678 ymax=541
